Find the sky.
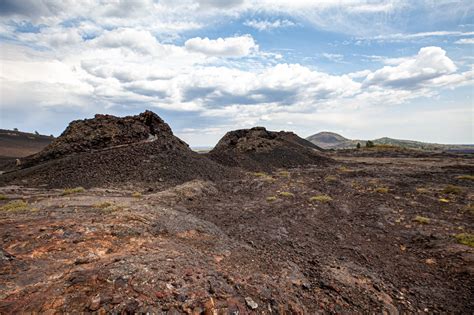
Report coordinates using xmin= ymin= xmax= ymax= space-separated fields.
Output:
xmin=0 ymin=0 xmax=473 ymax=146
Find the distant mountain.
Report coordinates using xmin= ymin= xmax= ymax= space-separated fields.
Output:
xmin=306 ymin=131 xmax=474 ymax=151
xmin=0 ymin=129 xmax=54 ymax=158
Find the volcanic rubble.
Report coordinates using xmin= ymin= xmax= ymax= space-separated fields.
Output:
xmin=0 ymin=111 xmax=234 ymax=189
xmin=206 ymin=127 xmax=332 ymax=171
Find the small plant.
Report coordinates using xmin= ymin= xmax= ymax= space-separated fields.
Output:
xmin=413 ymin=215 xmax=430 ymax=224
xmin=366 ymin=140 xmax=375 ymax=148
xmin=309 ymin=195 xmax=332 ymax=203
xmin=279 ymin=192 xmax=294 ymax=197
xmin=454 ymin=233 xmax=474 ymax=247
xmin=62 ymin=187 xmax=85 ymax=195
xmin=266 ymin=196 xmax=277 ymax=202
xmin=132 ymin=192 xmax=142 ymax=198
xmin=277 ymin=171 xmax=290 ymax=177
xmin=441 ymin=185 xmax=462 ymax=195
xmin=338 ymin=166 xmax=352 ymax=173
xmin=439 ymin=198 xmax=450 ymax=203
xmin=324 ymin=175 xmax=338 ymax=182
xmin=456 ymin=175 xmax=474 ymax=181
xmin=0 ymin=194 xmax=7 ymax=200
xmin=93 ymin=201 xmax=113 ymax=209
xmin=374 ymin=187 xmax=389 ymax=193
xmin=0 ymin=200 xmax=29 ymax=212
xmin=416 ymin=188 xmax=429 ymax=194
xmin=356 ymin=142 xmax=361 ymax=149
xmin=251 ymin=172 xmax=274 ymax=182
xmin=93 ymin=201 xmax=121 ymax=212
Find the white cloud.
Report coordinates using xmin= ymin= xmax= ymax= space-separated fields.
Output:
xmin=322 ymin=53 xmax=344 ymax=62
xmin=363 ymin=47 xmax=457 ymax=89
xmin=185 ymin=35 xmax=258 ymax=57
xmin=455 ymin=38 xmax=474 ymax=44
xmin=244 ymin=19 xmax=295 ymax=31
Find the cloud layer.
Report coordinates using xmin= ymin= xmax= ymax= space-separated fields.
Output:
xmin=0 ymin=0 xmax=473 ymax=145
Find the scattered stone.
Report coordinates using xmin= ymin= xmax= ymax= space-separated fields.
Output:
xmin=245 ymin=297 xmax=258 ymax=310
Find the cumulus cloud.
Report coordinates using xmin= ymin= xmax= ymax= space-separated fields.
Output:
xmin=91 ymin=28 xmax=160 ymax=54
xmin=363 ymin=47 xmax=457 ymax=89
xmin=244 ymin=19 xmax=295 ymax=31
xmin=185 ymin=35 xmax=258 ymax=57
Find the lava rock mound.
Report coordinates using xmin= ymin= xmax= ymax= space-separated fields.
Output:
xmin=207 ymin=127 xmax=332 ymax=171
xmin=1 ymin=111 xmax=235 ymax=188
xmin=25 ymin=110 xmax=186 ymax=165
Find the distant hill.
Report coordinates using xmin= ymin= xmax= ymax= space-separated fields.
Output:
xmin=0 ymin=129 xmax=54 ymax=158
xmin=306 ymin=132 xmax=474 ymax=151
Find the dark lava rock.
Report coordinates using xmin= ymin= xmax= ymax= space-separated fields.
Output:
xmin=206 ymin=127 xmax=333 ymax=171
xmin=24 ymin=110 xmax=185 ymax=165
xmin=0 ymin=111 xmax=236 ymax=188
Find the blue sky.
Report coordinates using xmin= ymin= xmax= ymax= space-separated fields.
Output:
xmin=0 ymin=0 xmax=473 ymax=146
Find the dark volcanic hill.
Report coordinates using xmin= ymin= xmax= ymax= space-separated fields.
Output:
xmin=0 ymin=111 xmax=234 ymax=188
xmin=207 ymin=127 xmax=331 ymax=171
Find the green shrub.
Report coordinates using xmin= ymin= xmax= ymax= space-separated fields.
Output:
xmin=62 ymin=187 xmax=85 ymax=195
xmin=366 ymin=140 xmax=375 ymax=148
xmin=454 ymin=233 xmax=474 ymax=247
xmin=0 ymin=194 xmax=7 ymax=200
xmin=0 ymin=200 xmax=29 ymax=212
xmin=309 ymin=195 xmax=332 ymax=203
xmin=413 ymin=215 xmax=430 ymax=224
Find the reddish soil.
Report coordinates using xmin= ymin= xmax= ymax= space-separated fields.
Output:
xmin=0 ymin=154 xmax=473 ymax=313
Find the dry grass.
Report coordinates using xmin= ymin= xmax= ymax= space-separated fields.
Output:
xmin=0 ymin=200 xmax=30 ymax=212
xmin=454 ymin=233 xmax=474 ymax=248
xmin=251 ymin=172 xmax=275 ymax=182
xmin=337 ymin=166 xmax=353 ymax=173
xmin=266 ymin=196 xmax=277 ymax=202
xmin=413 ymin=215 xmax=430 ymax=224
xmin=93 ymin=201 xmax=122 ymax=212
xmin=324 ymin=175 xmax=338 ymax=183
xmin=277 ymin=171 xmax=290 ymax=177
xmin=441 ymin=185 xmax=463 ymax=195
xmin=309 ymin=194 xmax=332 ymax=203
xmin=416 ymin=188 xmax=429 ymax=194
xmin=62 ymin=187 xmax=85 ymax=195
xmin=374 ymin=187 xmax=389 ymax=193
xmin=456 ymin=175 xmax=474 ymax=181
xmin=132 ymin=192 xmax=142 ymax=198
xmin=0 ymin=194 xmax=7 ymax=200
xmin=438 ymin=198 xmax=450 ymax=203
xmin=279 ymin=192 xmax=295 ymax=198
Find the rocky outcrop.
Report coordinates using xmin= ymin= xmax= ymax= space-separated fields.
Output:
xmin=207 ymin=127 xmax=331 ymax=171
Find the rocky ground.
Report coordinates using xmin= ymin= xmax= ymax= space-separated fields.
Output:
xmin=1 ymin=153 xmax=473 ymax=313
